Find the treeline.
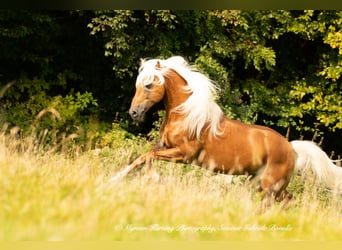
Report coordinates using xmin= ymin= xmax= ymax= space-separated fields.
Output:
xmin=0 ymin=10 xmax=341 ymax=155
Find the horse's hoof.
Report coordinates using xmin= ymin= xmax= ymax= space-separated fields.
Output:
xmin=108 ymin=174 xmax=124 ymax=183
xmin=108 ymin=166 xmax=130 ymax=183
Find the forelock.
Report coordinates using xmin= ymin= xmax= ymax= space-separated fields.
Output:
xmin=136 ymin=59 xmax=165 ymax=87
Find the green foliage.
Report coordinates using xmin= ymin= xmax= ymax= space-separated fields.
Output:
xmin=88 ymin=10 xmax=188 ymax=80
xmin=96 ymin=122 xmax=138 ymax=149
xmin=50 ymin=91 xmax=98 ymax=131
xmin=0 ymin=10 xmax=111 ymax=145
xmin=239 ymin=79 xmax=281 ymax=124
xmin=0 ymin=10 xmax=59 ymax=80
xmin=289 ymin=80 xmax=342 ymax=131
xmin=5 ymin=87 xmax=98 ymax=134
xmin=0 ymin=10 xmax=341 ymax=153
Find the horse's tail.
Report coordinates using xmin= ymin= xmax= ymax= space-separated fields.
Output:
xmin=290 ymin=140 xmax=342 ymax=193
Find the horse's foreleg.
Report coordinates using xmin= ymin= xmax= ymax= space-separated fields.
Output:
xmin=153 ymin=147 xmax=185 ymax=162
xmin=109 ymin=147 xmax=185 ymax=182
xmin=109 ymin=152 xmax=152 ymax=182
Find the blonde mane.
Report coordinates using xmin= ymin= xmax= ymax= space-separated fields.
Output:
xmin=137 ymin=56 xmax=224 ymax=139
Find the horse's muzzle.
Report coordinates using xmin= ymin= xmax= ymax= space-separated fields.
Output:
xmin=129 ymin=105 xmax=146 ymax=121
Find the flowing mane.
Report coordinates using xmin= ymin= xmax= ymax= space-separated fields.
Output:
xmin=137 ymin=56 xmax=224 ymax=139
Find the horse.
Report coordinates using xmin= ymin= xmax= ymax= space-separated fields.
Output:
xmin=110 ymin=56 xmax=342 ymax=203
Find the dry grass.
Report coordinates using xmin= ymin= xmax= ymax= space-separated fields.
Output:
xmin=0 ymin=125 xmax=342 ymax=241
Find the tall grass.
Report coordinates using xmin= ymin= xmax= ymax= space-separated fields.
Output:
xmin=0 ymin=124 xmax=342 ymax=241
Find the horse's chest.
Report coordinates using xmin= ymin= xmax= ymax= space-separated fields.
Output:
xmin=161 ymin=122 xmax=191 ymax=148
xmin=162 ymin=128 xmax=182 ymax=148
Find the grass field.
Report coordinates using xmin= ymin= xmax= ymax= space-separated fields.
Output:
xmin=1 ymin=126 xmax=342 ymax=241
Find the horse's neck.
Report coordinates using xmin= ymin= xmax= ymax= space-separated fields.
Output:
xmin=163 ymin=71 xmax=190 ymax=115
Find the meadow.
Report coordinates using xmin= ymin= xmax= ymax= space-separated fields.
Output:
xmin=1 ymin=124 xmax=342 ymax=241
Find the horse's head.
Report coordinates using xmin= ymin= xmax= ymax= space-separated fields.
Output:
xmin=129 ymin=61 xmax=166 ymax=121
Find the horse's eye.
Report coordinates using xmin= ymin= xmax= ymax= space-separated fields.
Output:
xmin=144 ymin=83 xmax=153 ymax=90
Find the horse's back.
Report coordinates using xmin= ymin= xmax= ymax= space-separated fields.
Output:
xmin=200 ymin=117 xmax=294 ymax=175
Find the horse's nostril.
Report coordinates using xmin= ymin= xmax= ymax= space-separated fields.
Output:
xmin=129 ymin=108 xmax=138 ymax=118
xmin=129 ymin=106 xmax=145 ymax=121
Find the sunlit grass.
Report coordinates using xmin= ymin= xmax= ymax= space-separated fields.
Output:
xmin=0 ymin=127 xmax=342 ymax=240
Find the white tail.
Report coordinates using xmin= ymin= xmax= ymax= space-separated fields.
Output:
xmin=291 ymin=140 xmax=342 ymax=193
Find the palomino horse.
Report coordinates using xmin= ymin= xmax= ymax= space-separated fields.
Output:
xmin=111 ymin=56 xmax=342 ymax=201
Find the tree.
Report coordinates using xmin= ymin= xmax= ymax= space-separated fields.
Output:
xmin=0 ymin=10 xmax=340 ymax=154
xmin=0 ymin=10 xmax=100 ymax=136
xmin=88 ymin=10 xmax=341 ymax=154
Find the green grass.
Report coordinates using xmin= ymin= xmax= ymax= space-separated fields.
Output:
xmin=0 ymin=128 xmax=342 ymax=241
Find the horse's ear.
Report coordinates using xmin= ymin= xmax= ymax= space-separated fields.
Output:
xmin=155 ymin=61 xmax=162 ymax=69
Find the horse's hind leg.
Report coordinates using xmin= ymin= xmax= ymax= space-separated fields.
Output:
xmin=260 ymin=164 xmax=294 ymax=208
